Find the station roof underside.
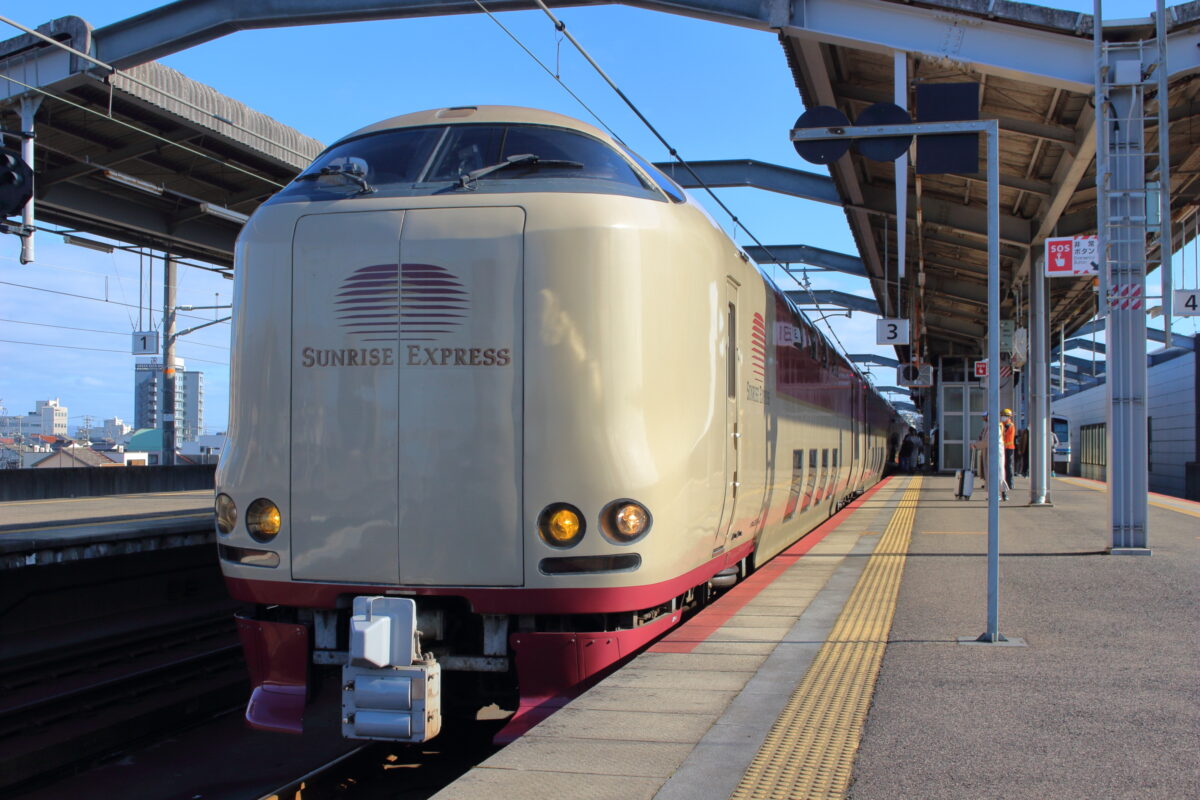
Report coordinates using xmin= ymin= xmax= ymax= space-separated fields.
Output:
xmin=1 ymin=0 xmax=1198 ymax=363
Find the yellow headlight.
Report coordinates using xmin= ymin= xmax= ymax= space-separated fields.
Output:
xmin=538 ymin=503 xmax=585 ymax=548
xmin=246 ymin=498 xmax=282 ymax=541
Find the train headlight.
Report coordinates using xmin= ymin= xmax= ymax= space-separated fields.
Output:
xmin=246 ymin=498 xmax=282 ymax=541
xmin=538 ymin=503 xmax=585 ymax=548
xmin=601 ymin=499 xmax=652 ymax=543
xmin=214 ymin=493 xmax=237 ymax=535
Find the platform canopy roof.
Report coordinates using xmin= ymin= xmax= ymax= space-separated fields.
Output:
xmin=1 ymin=0 xmax=1198 ymax=353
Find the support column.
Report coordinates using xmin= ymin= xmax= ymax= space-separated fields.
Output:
xmin=1104 ymin=83 xmax=1150 ymax=552
xmin=17 ymin=95 xmax=41 ymax=265
xmin=1029 ymin=264 xmax=1051 ymax=505
xmin=162 ymin=253 xmax=177 ymax=466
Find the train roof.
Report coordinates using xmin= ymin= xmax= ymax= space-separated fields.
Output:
xmin=340 ymin=106 xmax=611 ymax=146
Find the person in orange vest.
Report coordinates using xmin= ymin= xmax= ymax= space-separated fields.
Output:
xmin=1001 ymin=409 xmax=1017 ymax=491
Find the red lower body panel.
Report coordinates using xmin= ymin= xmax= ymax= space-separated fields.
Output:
xmin=236 ymin=615 xmax=310 ymax=734
xmin=497 ymin=609 xmax=683 ymax=742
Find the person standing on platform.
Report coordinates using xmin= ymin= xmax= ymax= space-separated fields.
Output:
xmin=971 ymin=413 xmax=1009 ymax=501
xmin=1001 ymin=409 xmax=1017 ymax=490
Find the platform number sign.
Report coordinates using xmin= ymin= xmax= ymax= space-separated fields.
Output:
xmin=1174 ymin=290 xmax=1200 ymax=317
xmin=132 ymin=331 xmax=159 ymax=355
xmin=1045 ymin=236 xmax=1099 ymax=277
xmin=876 ymin=318 xmax=910 ymax=346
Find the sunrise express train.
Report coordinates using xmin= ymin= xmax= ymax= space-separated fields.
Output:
xmin=214 ymin=106 xmax=903 ymax=744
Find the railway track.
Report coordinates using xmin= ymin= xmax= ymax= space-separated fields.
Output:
xmin=0 ymin=611 xmax=246 ymax=793
xmin=256 ymin=713 xmax=509 ymax=800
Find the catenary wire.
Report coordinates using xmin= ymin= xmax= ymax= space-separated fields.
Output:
xmin=0 ymin=280 xmax=231 ymax=327
xmin=524 ymin=0 xmax=860 ymax=372
xmin=0 ymin=317 xmax=227 ymax=350
xmin=0 ymin=338 xmax=228 ymax=365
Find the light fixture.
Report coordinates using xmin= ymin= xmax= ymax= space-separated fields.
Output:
xmin=199 ymin=202 xmax=249 ymax=224
xmin=62 ymin=234 xmax=115 ymax=253
xmin=103 ymin=169 xmax=163 ymax=196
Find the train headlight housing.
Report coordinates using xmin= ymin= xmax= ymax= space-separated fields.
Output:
xmin=601 ymin=499 xmax=652 ymax=543
xmin=538 ymin=503 xmax=585 ymax=548
xmin=246 ymin=498 xmax=282 ymax=541
xmin=214 ymin=493 xmax=237 ymax=535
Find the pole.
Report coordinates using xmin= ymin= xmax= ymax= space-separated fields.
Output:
xmin=895 ymin=50 xmax=908 ymax=283
xmin=1030 ymin=263 xmax=1051 ymax=505
xmin=162 ymin=253 xmax=177 ymax=466
xmin=1156 ymin=0 xmax=1172 ymax=349
xmin=982 ymin=121 xmax=1003 ymax=642
xmin=17 ymin=96 xmax=41 ymax=265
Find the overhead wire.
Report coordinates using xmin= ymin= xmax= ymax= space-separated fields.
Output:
xmin=0 ymin=337 xmax=227 ymax=365
xmin=522 ymin=0 xmax=861 ymax=374
xmin=0 ymin=280 xmax=231 ymax=327
xmin=0 ymin=316 xmax=227 ymax=350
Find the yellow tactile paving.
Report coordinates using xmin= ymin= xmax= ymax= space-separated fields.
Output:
xmin=730 ymin=477 xmax=922 ymax=800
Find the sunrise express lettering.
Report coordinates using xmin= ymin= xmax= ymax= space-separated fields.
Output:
xmin=300 ymin=346 xmax=512 ymax=368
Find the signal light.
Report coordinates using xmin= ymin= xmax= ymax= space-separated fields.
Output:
xmin=0 ymin=148 xmax=33 ymax=218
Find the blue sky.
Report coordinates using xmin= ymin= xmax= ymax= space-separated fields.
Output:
xmin=0 ymin=0 xmax=1179 ymax=434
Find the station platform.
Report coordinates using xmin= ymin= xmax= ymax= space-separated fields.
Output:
xmin=436 ymin=474 xmax=1199 ymax=800
xmin=0 ymin=490 xmax=213 ymax=568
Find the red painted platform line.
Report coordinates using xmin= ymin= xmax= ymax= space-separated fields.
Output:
xmin=1058 ymin=475 xmax=1200 ymax=508
xmin=650 ymin=476 xmax=896 ymax=654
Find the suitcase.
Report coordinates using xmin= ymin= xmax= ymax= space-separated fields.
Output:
xmin=956 ymin=469 xmax=975 ymax=500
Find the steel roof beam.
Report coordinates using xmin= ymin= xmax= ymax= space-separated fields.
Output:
xmin=652 ymin=159 xmax=840 ymax=204
xmin=90 ymin=0 xmax=1111 ymax=89
xmin=787 ymin=289 xmax=880 ymax=315
xmin=1068 ymin=318 xmax=1193 ymax=350
xmin=743 ymin=244 xmax=867 ymax=278
xmin=1056 ymin=338 xmax=1106 ymax=355
xmin=850 ymin=353 xmax=899 ymax=368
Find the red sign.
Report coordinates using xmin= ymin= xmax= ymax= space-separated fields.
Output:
xmin=1045 ymin=236 xmax=1098 ymax=277
xmin=974 ymin=360 xmax=988 ymax=378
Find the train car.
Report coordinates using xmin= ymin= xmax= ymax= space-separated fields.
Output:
xmin=214 ymin=106 xmax=902 ymax=744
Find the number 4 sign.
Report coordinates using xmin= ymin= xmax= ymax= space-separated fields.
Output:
xmin=1175 ymin=289 xmax=1200 ymax=317
xmin=1045 ymin=236 xmax=1098 ymax=277
xmin=876 ymin=318 xmax=910 ymax=345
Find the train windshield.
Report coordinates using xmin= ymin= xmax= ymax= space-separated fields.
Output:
xmin=1052 ymin=417 xmax=1070 ymax=445
xmin=271 ymin=124 xmax=660 ymax=203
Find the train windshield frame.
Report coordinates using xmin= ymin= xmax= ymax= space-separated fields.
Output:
xmin=269 ymin=123 xmax=663 ymax=204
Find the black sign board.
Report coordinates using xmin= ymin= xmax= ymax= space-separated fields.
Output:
xmin=916 ymin=83 xmax=980 ymax=175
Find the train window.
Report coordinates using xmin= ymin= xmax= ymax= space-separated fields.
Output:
xmin=273 ymin=127 xmax=444 ymax=200
xmin=833 ymin=450 xmax=839 ymax=468
xmin=426 ymin=124 xmax=653 ymax=192
xmin=618 ymin=145 xmax=687 ymax=203
xmin=727 ymin=303 xmax=737 ymax=398
xmin=809 ymin=450 xmax=818 ymax=469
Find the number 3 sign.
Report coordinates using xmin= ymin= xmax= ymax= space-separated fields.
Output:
xmin=876 ymin=318 xmax=910 ymax=345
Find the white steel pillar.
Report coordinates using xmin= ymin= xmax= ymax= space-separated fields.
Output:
xmin=1097 ymin=10 xmax=1151 ymax=553
xmin=1029 ymin=264 xmax=1051 ymax=505
xmin=17 ymin=95 xmax=41 ymax=265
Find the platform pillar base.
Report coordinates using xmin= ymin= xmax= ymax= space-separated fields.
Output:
xmin=1109 ymin=547 xmax=1152 ymax=556
xmin=956 ymin=634 xmax=1027 ymax=647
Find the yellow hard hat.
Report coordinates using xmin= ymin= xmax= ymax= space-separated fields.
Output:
xmin=1002 ymin=408 xmax=1013 ymax=416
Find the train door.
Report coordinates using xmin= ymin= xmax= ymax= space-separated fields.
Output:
xmin=291 ymin=210 xmax=404 ymax=584
xmin=394 ymin=207 xmax=525 ymax=586
xmin=716 ymin=278 xmax=741 ymax=548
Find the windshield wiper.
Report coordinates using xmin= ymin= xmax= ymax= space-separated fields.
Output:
xmin=460 ymin=153 xmax=584 ymax=190
xmin=296 ymin=163 xmax=376 ymax=195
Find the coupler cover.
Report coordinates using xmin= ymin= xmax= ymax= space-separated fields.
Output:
xmin=341 ymin=596 xmax=442 ymax=742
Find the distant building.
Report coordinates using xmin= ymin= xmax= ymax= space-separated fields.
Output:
xmin=77 ymin=417 xmax=132 ymax=442
xmin=134 ymin=358 xmax=205 ymax=442
xmin=180 ymin=433 xmax=226 ymax=464
xmin=0 ymin=398 xmax=69 ymax=438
